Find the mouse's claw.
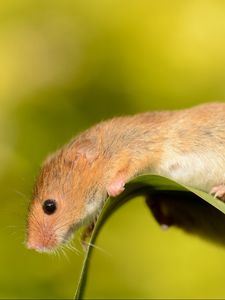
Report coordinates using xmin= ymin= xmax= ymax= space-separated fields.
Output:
xmin=210 ymin=184 xmax=225 ymax=201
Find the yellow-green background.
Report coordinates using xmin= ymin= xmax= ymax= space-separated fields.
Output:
xmin=1 ymin=0 xmax=225 ymax=298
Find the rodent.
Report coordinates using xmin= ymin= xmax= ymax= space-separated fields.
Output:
xmin=26 ymin=102 xmax=225 ymax=252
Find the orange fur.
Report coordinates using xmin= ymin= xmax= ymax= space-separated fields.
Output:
xmin=27 ymin=102 xmax=225 ymax=252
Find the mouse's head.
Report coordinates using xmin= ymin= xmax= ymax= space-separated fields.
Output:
xmin=26 ymin=140 xmax=105 ymax=253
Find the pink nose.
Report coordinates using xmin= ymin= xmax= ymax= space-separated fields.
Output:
xmin=26 ymin=236 xmax=57 ymax=252
xmin=26 ymin=240 xmax=43 ymax=251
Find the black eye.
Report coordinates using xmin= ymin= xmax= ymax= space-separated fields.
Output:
xmin=43 ymin=199 xmax=57 ymax=215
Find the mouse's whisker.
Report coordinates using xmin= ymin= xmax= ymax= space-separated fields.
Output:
xmin=65 ymin=241 xmax=81 ymax=255
xmin=81 ymin=240 xmax=109 ymax=256
xmin=52 ymin=247 xmax=60 ymax=258
xmin=14 ymin=189 xmax=29 ymax=202
xmin=53 ymin=221 xmax=75 ymax=232
xmin=29 ymin=211 xmax=43 ymax=231
xmin=53 ymin=214 xmax=83 ymax=232
xmin=60 ymin=246 xmax=70 ymax=262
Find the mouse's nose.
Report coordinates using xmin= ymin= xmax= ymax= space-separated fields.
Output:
xmin=26 ymin=239 xmax=42 ymax=251
xmin=26 ymin=231 xmax=58 ymax=252
xmin=26 ymin=239 xmax=53 ymax=253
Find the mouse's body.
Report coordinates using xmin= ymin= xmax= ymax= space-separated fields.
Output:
xmin=26 ymin=102 xmax=225 ymax=252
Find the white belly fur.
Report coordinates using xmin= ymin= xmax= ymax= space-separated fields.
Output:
xmin=155 ymin=150 xmax=225 ymax=192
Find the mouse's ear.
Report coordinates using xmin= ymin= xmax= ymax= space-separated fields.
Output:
xmin=76 ymin=138 xmax=99 ymax=163
xmin=67 ymin=137 xmax=99 ymax=164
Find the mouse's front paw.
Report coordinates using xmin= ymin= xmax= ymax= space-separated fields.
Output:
xmin=210 ymin=184 xmax=225 ymax=202
xmin=106 ymin=178 xmax=125 ymax=197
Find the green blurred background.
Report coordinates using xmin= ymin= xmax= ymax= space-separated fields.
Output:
xmin=2 ymin=0 xmax=225 ymax=298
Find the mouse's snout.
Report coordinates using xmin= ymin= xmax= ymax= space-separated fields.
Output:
xmin=26 ymin=231 xmax=58 ymax=253
xmin=26 ymin=230 xmax=58 ymax=252
xmin=26 ymin=215 xmax=59 ymax=253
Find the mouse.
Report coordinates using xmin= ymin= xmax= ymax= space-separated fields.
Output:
xmin=26 ymin=102 xmax=225 ymax=252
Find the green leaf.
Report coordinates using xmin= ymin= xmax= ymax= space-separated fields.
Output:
xmin=74 ymin=174 xmax=225 ymax=299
